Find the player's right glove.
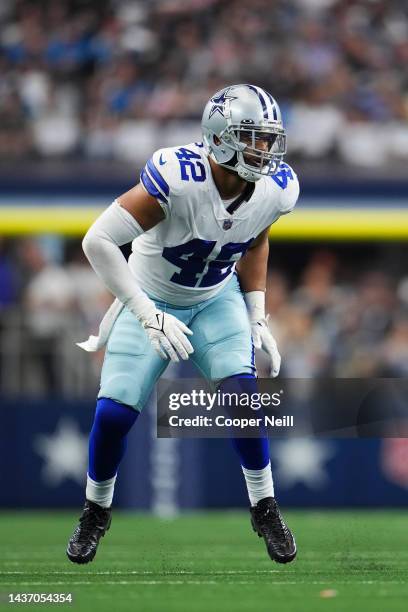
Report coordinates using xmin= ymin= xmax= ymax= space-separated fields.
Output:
xmin=140 ymin=310 xmax=194 ymax=363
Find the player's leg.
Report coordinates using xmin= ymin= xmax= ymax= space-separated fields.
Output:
xmin=189 ymin=276 xmax=272 ymax=496
xmin=218 ymin=375 xmax=296 ymax=563
xmin=67 ymin=307 xmax=168 ymax=564
xmin=220 ymin=375 xmax=274 ymax=503
xmin=86 ymin=398 xmax=138 ymax=508
xmin=189 ymin=276 xmax=296 ymax=563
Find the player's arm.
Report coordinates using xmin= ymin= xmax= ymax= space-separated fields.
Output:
xmin=82 ymin=185 xmax=162 ymax=313
xmin=236 ymin=226 xmax=281 ymax=378
xmin=118 ymin=183 xmax=165 ymax=230
xmin=236 ymin=227 xmax=269 ymax=293
xmin=81 ymin=184 xmax=193 ymax=362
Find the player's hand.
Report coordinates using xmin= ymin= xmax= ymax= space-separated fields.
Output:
xmin=142 ymin=311 xmax=194 ymax=362
xmin=251 ymin=315 xmax=281 ymax=378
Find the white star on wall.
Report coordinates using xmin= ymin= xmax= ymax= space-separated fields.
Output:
xmin=34 ymin=417 xmax=88 ymax=487
xmin=270 ymin=438 xmax=336 ymax=489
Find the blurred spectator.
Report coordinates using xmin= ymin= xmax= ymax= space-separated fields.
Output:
xmin=0 ymin=239 xmax=18 ymax=309
xmin=64 ymin=240 xmax=111 ymax=331
xmin=22 ymin=239 xmax=76 ymax=391
xmin=278 ymin=303 xmax=331 ymax=378
xmin=381 ymin=316 xmax=408 ymax=377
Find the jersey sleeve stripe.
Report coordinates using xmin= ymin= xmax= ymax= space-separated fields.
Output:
xmin=140 ymin=168 xmax=168 ymax=204
xmin=146 ymin=158 xmax=170 ymax=197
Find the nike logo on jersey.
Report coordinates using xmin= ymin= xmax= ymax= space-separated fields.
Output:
xmin=159 ymin=154 xmax=167 ymax=166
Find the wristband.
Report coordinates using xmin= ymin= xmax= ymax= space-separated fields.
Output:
xmin=244 ymin=290 xmax=265 ymax=322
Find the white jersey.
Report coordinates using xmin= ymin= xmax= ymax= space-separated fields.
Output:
xmin=130 ymin=142 xmax=299 ymax=306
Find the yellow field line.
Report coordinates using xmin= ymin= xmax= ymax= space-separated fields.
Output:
xmin=0 ymin=206 xmax=408 ymax=239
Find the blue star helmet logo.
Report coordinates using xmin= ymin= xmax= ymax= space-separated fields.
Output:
xmin=208 ymin=89 xmax=237 ymax=118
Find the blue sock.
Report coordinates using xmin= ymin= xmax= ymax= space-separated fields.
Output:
xmin=219 ymin=375 xmax=270 ymax=470
xmin=88 ymin=397 xmax=139 ymax=481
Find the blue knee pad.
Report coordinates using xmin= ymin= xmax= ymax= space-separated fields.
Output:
xmin=220 ymin=375 xmax=270 ymax=470
xmin=88 ymin=397 xmax=139 ymax=481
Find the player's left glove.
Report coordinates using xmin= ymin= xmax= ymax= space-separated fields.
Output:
xmin=244 ymin=291 xmax=281 ymax=378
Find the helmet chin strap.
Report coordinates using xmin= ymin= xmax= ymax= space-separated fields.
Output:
xmin=218 ymin=153 xmax=262 ymax=183
xmin=208 ymin=142 xmax=262 ymax=183
xmin=237 ymin=165 xmax=262 ymax=182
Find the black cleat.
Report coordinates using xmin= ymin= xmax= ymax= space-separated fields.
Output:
xmin=250 ymin=497 xmax=296 ymax=564
xmin=66 ymin=500 xmax=112 ymax=564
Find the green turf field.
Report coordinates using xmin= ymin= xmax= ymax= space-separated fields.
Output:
xmin=0 ymin=511 xmax=407 ymax=611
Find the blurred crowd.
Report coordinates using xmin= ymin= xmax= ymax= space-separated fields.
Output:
xmin=0 ymin=236 xmax=111 ymax=394
xmin=263 ymin=251 xmax=408 ymax=379
xmin=1 ymin=236 xmax=408 ymax=395
xmin=0 ymin=0 xmax=407 ymax=167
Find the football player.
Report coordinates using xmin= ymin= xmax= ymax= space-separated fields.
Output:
xmin=67 ymin=84 xmax=299 ymax=565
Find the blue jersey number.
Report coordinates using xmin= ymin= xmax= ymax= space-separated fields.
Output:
xmin=271 ymin=162 xmax=294 ymax=190
xmin=162 ymin=239 xmax=216 ymax=287
xmin=162 ymin=238 xmax=254 ymax=288
xmin=175 ymin=147 xmax=206 ymax=182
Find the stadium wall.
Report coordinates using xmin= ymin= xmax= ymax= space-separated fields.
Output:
xmin=1 ymin=397 xmax=407 ymax=510
xmin=1 ymin=175 xmax=407 ymax=240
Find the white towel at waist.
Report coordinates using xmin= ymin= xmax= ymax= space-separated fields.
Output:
xmin=76 ymin=298 xmax=124 ymax=352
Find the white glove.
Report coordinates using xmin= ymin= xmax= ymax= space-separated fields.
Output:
xmin=140 ymin=310 xmax=194 ymax=363
xmin=244 ymin=291 xmax=281 ymax=378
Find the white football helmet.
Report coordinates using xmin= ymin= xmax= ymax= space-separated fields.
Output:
xmin=201 ymin=84 xmax=286 ymax=182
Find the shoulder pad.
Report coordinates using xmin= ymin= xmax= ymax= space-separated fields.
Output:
xmin=270 ymin=162 xmax=299 ymax=215
xmin=140 ymin=143 xmax=207 ymax=215
xmin=270 ymin=162 xmax=300 ymax=214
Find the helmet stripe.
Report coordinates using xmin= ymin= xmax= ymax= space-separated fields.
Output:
xmin=265 ymin=91 xmax=278 ymax=121
xmin=246 ymin=84 xmax=268 ymax=119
